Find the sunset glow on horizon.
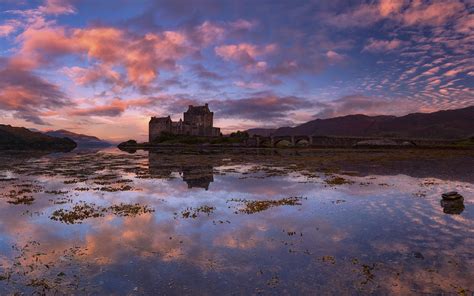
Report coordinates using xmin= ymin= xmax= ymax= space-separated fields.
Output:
xmin=0 ymin=0 xmax=473 ymax=141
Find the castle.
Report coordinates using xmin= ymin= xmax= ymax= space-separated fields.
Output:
xmin=149 ymin=104 xmax=221 ymax=142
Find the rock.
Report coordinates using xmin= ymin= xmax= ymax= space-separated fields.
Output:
xmin=440 ymin=192 xmax=465 ymax=214
xmin=117 ymin=140 xmax=138 ymax=153
xmin=440 ymin=198 xmax=465 ymax=215
xmin=413 ymin=252 xmax=424 ymax=259
xmin=441 ymin=191 xmax=463 ymax=200
xmin=118 ymin=139 xmax=137 ymax=146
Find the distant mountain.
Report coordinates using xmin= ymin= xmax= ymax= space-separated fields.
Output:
xmin=0 ymin=125 xmax=77 ymax=151
xmin=45 ymin=130 xmax=111 ymax=148
xmin=246 ymin=128 xmax=277 ymax=137
xmin=248 ymin=106 xmax=474 ymax=139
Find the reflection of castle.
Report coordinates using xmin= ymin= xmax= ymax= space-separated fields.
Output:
xmin=181 ymin=166 xmax=214 ymax=190
xmin=148 ymin=152 xmax=214 ymax=190
xmin=149 ymin=104 xmax=221 ymax=142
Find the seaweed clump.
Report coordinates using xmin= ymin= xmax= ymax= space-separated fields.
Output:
xmin=50 ymin=202 xmax=106 ymax=224
xmin=179 ymin=205 xmax=215 ymax=218
xmin=3 ymin=189 xmax=36 ymax=205
xmin=109 ymin=203 xmax=155 ymax=217
xmin=325 ymin=176 xmax=354 ymax=186
xmin=50 ymin=202 xmax=154 ymax=224
xmin=230 ymin=197 xmax=303 ymax=214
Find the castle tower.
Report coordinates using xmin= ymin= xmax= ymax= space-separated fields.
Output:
xmin=149 ymin=116 xmax=172 ymax=142
xmin=183 ymin=103 xmax=213 ymax=129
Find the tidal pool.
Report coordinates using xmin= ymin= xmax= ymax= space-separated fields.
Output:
xmin=0 ymin=149 xmax=472 ymax=295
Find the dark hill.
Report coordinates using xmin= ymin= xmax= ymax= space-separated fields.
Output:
xmin=251 ymin=106 xmax=474 ymax=139
xmin=45 ymin=130 xmax=111 ymax=148
xmin=246 ymin=128 xmax=277 ymax=137
xmin=0 ymin=125 xmax=77 ymax=151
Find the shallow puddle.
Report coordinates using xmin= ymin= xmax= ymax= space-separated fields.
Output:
xmin=0 ymin=149 xmax=472 ymax=295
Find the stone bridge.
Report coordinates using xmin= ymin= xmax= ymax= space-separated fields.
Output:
xmin=249 ymin=135 xmax=456 ymax=148
xmin=254 ymin=135 xmax=312 ymax=147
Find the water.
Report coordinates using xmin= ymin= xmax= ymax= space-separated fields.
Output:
xmin=0 ymin=149 xmax=472 ymax=295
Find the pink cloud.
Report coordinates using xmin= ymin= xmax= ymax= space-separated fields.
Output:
xmin=443 ymin=65 xmax=473 ymax=77
xmin=0 ymin=62 xmax=68 ymax=125
xmin=74 ymin=28 xmax=190 ymax=88
xmin=184 ymin=19 xmax=255 ymax=47
xmin=0 ymin=20 xmax=20 ymax=37
xmin=15 ymin=26 xmax=76 ymax=68
xmin=267 ymin=60 xmax=299 ymax=75
xmin=63 ymin=65 xmax=124 ymax=90
xmin=229 ymin=19 xmax=257 ymax=31
xmin=215 ymin=43 xmax=277 ymax=71
xmin=326 ymin=50 xmax=345 ymax=63
xmin=193 ymin=21 xmax=225 ymax=45
xmin=363 ymin=38 xmax=404 ymax=52
xmin=424 ymin=66 xmax=441 ymax=75
xmin=323 ymin=4 xmax=382 ymax=28
xmin=69 ymin=99 xmax=127 ymax=117
xmin=455 ymin=14 xmax=474 ymax=34
xmin=324 ymin=0 xmax=466 ymax=28
xmin=13 ymin=25 xmax=194 ymax=90
xmin=233 ymin=81 xmax=264 ymax=89
xmin=401 ymin=1 xmax=465 ymax=26
xmin=215 ymin=43 xmax=277 ymax=61
xmin=38 ymin=0 xmax=76 ymax=15
xmin=68 ymin=97 xmax=157 ymax=117
xmin=378 ymin=0 xmax=404 ymax=17
xmin=428 ymin=79 xmax=442 ymax=86
xmin=0 ymin=25 xmax=15 ymax=37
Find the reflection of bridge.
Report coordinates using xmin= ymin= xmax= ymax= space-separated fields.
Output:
xmin=148 ymin=152 xmax=214 ymax=190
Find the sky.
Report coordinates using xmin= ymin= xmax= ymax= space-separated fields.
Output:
xmin=0 ymin=0 xmax=473 ymax=142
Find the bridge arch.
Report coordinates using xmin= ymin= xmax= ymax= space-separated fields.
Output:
xmin=254 ymin=135 xmax=313 ymax=147
xmin=294 ymin=136 xmax=311 ymax=146
xmin=273 ymin=136 xmax=294 ymax=147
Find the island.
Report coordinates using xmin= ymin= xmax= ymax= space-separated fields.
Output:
xmin=118 ymin=104 xmax=474 ymax=151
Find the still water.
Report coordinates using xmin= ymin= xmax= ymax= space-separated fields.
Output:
xmin=0 ymin=149 xmax=472 ymax=295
